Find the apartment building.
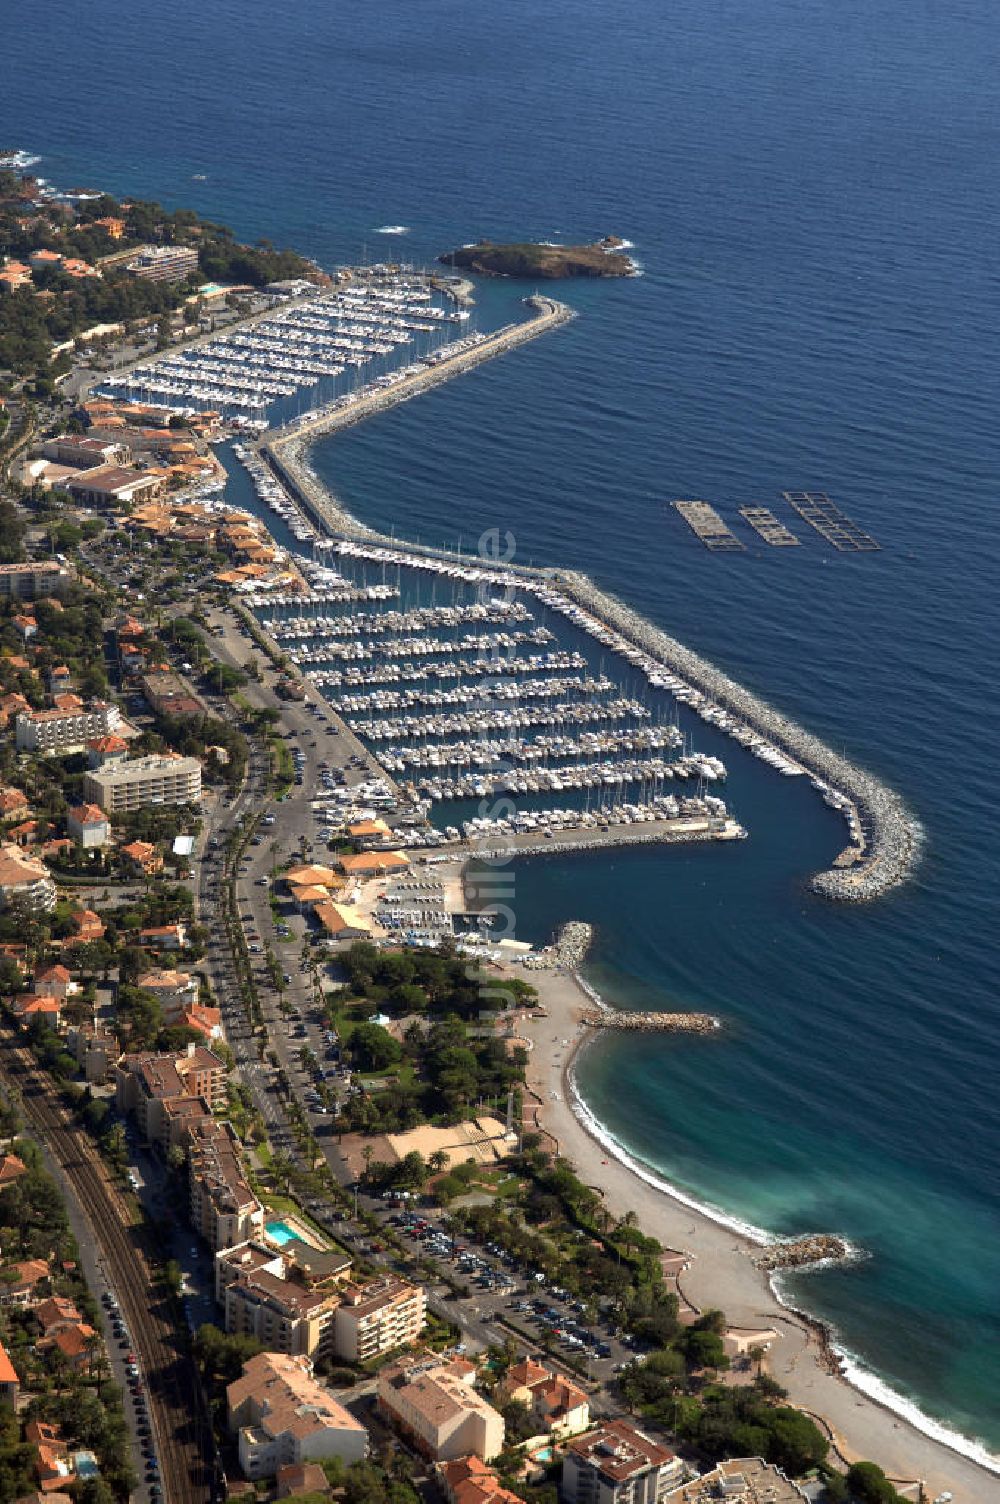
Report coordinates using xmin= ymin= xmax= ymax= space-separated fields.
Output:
xmin=333 ymin=1275 xmax=426 ymax=1363
xmin=228 ymin=1352 xmax=367 ymax=1481
xmin=187 ymin=1119 xmax=264 ymax=1252
xmin=127 ymin=245 xmax=199 ymax=283
xmin=0 ymin=845 xmax=57 ymax=914
xmin=83 ymin=753 xmax=201 ymax=813
xmin=224 ymin=1264 xmax=339 ymax=1358
xmin=115 ymin=1043 xmax=227 ymax=1148
xmin=16 ymin=701 xmax=121 ymax=756
xmin=0 ymin=561 xmax=72 ymax=601
xmin=378 ymin=1352 xmax=503 ymax=1463
xmin=561 ymin=1422 xmax=683 ymax=1504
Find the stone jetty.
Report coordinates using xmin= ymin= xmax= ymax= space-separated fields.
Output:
xmin=583 ymin=1009 xmax=720 ymax=1035
xmin=524 ymin=920 xmax=593 ymax=971
xmin=755 ymin=1234 xmax=853 ymax=1271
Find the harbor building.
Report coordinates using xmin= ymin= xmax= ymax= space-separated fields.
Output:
xmin=83 ymin=753 xmax=201 ymax=813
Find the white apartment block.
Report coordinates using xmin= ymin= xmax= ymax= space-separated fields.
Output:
xmin=83 ymin=753 xmax=201 ymax=813
xmin=16 ymin=702 xmax=121 ymax=755
xmin=334 ymin=1275 xmax=426 ymax=1363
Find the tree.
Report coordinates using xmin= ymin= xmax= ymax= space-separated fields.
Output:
xmin=428 ymin=1149 xmax=449 ymax=1174
xmin=766 ymin=1407 xmax=828 ymax=1474
xmin=845 ymin=1462 xmax=905 ymax=1504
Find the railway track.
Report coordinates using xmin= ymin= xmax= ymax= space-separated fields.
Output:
xmin=1 ymin=1036 xmax=212 ymax=1504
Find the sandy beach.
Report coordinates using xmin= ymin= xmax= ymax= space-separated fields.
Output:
xmin=510 ymin=962 xmax=1000 ymax=1504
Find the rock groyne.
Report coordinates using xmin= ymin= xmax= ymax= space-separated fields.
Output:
xmin=755 ymin=1234 xmax=854 ymax=1272
xmin=584 ymin=1009 xmax=720 ymax=1035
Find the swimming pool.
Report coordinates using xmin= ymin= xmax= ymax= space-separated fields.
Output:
xmin=266 ymin=1219 xmax=297 ymax=1247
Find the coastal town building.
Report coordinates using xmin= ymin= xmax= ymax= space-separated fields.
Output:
xmin=15 ymin=702 xmax=121 ymax=756
xmin=127 ymin=245 xmax=200 ymax=282
xmin=66 ymin=803 xmax=111 ymax=849
xmin=83 ymin=753 xmax=201 ymax=813
xmin=0 ymin=845 xmax=57 ymax=914
xmin=187 ymin=1119 xmax=265 ymax=1251
xmin=137 ymin=968 xmax=199 ymax=1020
xmin=561 ymin=1421 xmax=683 ymax=1504
xmin=499 ymin=1360 xmax=590 ymax=1438
xmin=227 ymin=1351 xmax=368 ymax=1480
xmin=0 ymin=561 xmax=72 ymax=601
xmin=377 ymin=1351 xmax=503 ymax=1462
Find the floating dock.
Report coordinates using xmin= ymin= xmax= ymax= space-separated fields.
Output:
xmin=739 ymin=506 xmax=800 ymax=547
xmin=782 ymin=491 xmax=880 ymax=552
xmin=672 ymin=500 xmax=744 ymax=551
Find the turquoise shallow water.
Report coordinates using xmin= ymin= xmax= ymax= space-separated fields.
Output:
xmin=5 ymin=0 xmax=1000 ymax=1457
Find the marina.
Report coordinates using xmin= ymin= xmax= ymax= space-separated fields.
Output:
xmin=673 ymin=499 xmax=745 ymax=550
xmin=96 ymin=270 xmax=468 ymax=425
xmin=738 ymin=505 xmax=801 ymax=546
xmin=783 ymin=491 xmax=881 ymax=551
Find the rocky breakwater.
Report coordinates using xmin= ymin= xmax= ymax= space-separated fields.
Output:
xmin=585 ymin=1008 xmax=721 ymax=1035
xmin=524 ymin=920 xmax=593 ymax=971
xmin=755 ymin=1234 xmax=854 ymax=1272
xmin=552 ymin=570 xmax=921 ymax=901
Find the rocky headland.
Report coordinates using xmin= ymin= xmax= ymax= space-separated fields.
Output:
xmin=439 ymin=238 xmax=636 ymax=278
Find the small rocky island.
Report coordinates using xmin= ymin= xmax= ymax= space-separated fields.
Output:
xmin=439 ymin=236 xmax=636 ymax=279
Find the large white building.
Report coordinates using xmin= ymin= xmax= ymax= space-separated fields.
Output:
xmin=16 ymin=702 xmax=121 ymax=756
xmin=228 ymin=1352 xmax=368 ymax=1481
xmin=83 ymin=753 xmax=201 ymax=813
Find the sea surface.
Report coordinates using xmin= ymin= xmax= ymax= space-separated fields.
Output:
xmin=7 ymin=0 xmax=1000 ymax=1462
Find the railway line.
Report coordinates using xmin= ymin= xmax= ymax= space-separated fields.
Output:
xmin=0 ymin=1035 xmax=212 ymax=1504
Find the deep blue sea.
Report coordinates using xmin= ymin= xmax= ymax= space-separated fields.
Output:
xmin=7 ymin=0 xmax=1000 ymax=1460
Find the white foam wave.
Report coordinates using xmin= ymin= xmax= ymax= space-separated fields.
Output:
xmin=836 ymin=1346 xmax=1000 ymax=1474
xmin=567 ymin=1056 xmax=773 ymax=1244
xmin=374 ymin=224 xmax=410 ymax=235
xmin=569 ymin=1062 xmax=1000 ymax=1474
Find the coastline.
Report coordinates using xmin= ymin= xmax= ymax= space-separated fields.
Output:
xmin=513 ymin=961 xmax=1000 ymax=1499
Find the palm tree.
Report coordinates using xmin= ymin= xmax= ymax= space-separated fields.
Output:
xmin=428 ymin=1149 xmax=449 ymax=1176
